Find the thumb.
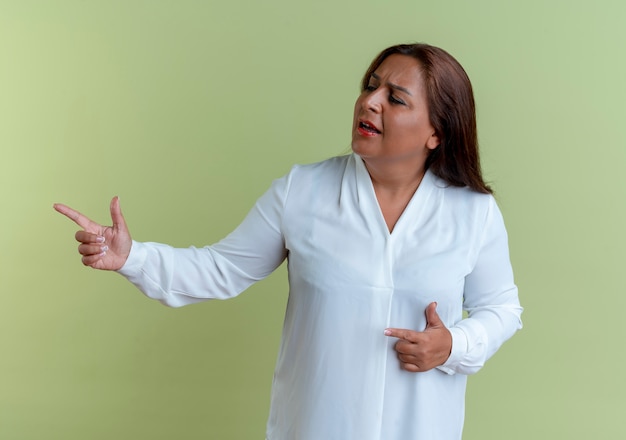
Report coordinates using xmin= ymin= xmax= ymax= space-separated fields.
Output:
xmin=425 ymin=302 xmax=444 ymax=328
xmin=109 ymin=196 xmax=127 ymax=231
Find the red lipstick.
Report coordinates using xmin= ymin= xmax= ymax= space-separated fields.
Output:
xmin=357 ymin=120 xmax=381 ymax=137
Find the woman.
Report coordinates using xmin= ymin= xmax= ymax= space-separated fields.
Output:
xmin=54 ymin=43 xmax=523 ymax=440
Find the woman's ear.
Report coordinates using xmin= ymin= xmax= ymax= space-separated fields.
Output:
xmin=426 ymin=131 xmax=441 ymax=150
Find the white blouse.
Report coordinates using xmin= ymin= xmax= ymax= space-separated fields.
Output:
xmin=119 ymin=153 xmax=523 ymax=440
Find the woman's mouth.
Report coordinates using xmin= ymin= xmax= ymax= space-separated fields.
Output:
xmin=357 ymin=120 xmax=381 ymax=136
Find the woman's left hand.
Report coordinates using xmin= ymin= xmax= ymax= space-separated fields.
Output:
xmin=384 ymin=302 xmax=452 ymax=372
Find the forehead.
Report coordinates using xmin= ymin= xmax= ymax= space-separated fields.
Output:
xmin=371 ymin=54 xmax=425 ymax=90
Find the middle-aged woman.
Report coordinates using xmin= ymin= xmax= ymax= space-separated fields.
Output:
xmin=54 ymin=43 xmax=523 ymax=440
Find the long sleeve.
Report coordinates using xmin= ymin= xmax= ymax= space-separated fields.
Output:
xmin=117 ymin=174 xmax=290 ymax=307
xmin=439 ymin=196 xmax=523 ymax=375
xmin=112 ymin=154 xmax=523 ymax=439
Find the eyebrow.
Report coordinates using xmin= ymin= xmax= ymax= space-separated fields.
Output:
xmin=371 ymin=72 xmax=413 ymax=96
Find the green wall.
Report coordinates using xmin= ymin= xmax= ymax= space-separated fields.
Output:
xmin=2 ymin=0 xmax=625 ymax=438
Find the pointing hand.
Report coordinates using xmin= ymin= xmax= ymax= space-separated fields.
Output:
xmin=53 ymin=196 xmax=132 ymax=270
xmin=384 ymin=302 xmax=452 ymax=372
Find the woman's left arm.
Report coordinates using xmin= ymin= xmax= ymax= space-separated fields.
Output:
xmin=438 ymin=196 xmax=523 ymax=375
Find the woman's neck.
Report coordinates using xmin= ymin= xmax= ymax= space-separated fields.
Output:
xmin=363 ymin=159 xmax=427 ymax=232
xmin=364 ymin=158 xmax=427 ymax=195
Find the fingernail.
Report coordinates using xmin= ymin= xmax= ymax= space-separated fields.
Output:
xmin=96 ymin=236 xmax=105 ymax=243
xmin=99 ymin=251 xmax=107 ymax=257
xmin=101 ymin=246 xmax=109 ymax=252
xmin=384 ymin=329 xmax=392 ymax=336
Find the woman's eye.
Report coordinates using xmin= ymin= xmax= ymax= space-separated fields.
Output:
xmin=365 ymin=85 xmax=376 ymax=91
xmin=390 ymin=95 xmax=405 ymax=105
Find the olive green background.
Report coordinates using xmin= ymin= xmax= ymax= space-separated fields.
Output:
xmin=1 ymin=0 xmax=625 ymax=438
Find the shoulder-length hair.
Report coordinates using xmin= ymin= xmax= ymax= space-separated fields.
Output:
xmin=361 ymin=43 xmax=492 ymax=194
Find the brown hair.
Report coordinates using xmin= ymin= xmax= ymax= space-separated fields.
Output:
xmin=361 ymin=43 xmax=492 ymax=194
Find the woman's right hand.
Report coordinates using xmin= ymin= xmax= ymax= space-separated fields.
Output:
xmin=53 ymin=196 xmax=132 ymax=270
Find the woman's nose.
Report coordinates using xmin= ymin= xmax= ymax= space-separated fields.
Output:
xmin=362 ymin=89 xmax=384 ymax=113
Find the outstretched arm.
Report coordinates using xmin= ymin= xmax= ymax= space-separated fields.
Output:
xmin=53 ymin=196 xmax=132 ymax=270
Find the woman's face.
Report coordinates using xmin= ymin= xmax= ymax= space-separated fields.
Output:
xmin=351 ymin=54 xmax=439 ymax=170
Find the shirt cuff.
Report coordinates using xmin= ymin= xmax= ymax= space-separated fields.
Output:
xmin=117 ymin=240 xmax=147 ymax=277
xmin=437 ymin=327 xmax=468 ymax=375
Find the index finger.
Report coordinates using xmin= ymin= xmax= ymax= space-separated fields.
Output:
xmin=53 ymin=203 xmax=98 ymax=230
xmin=384 ymin=328 xmax=421 ymax=343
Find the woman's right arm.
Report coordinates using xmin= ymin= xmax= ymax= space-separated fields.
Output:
xmin=55 ymin=175 xmax=290 ymax=307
